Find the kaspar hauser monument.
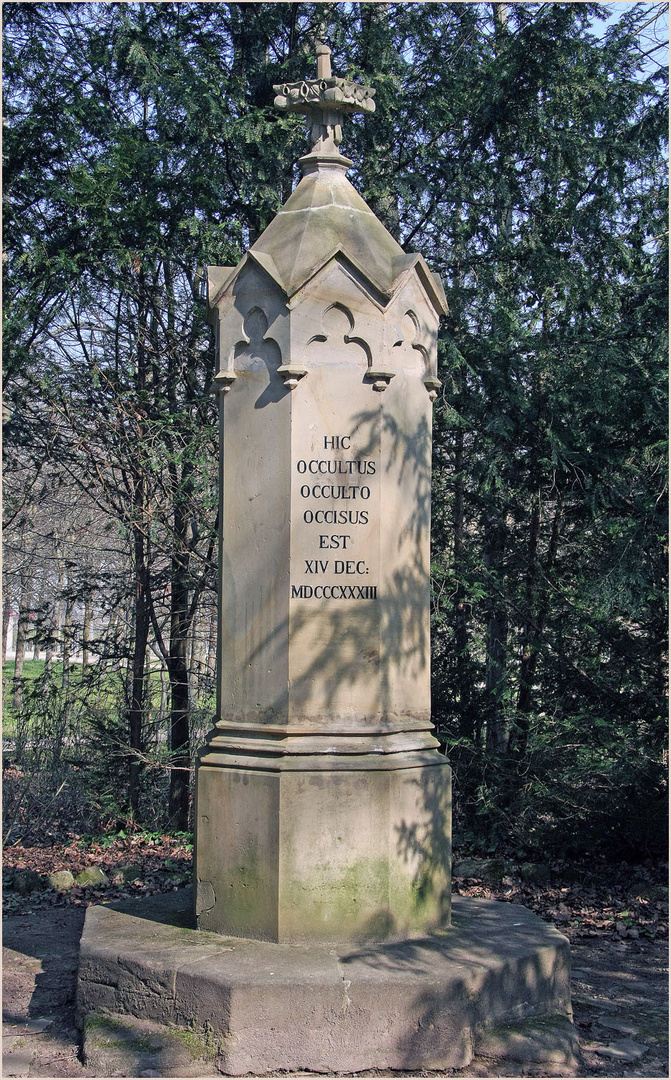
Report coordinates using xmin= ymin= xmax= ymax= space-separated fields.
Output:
xmin=76 ymin=45 xmax=577 ymax=1076
xmin=196 ymin=39 xmax=451 ymax=945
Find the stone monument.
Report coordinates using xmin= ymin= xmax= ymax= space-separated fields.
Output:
xmin=196 ymin=41 xmax=451 ymax=945
xmin=76 ymin=45 xmax=577 ymax=1077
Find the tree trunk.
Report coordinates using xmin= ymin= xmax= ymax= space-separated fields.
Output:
xmin=2 ymin=592 xmax=11 ymax=664
xmin=44 ymin=601 xmax=55 ymax=678
xmin=206 ymin=603 xmax=217 ymax=678
xmin=128 ymin=518 xmax=150 ymax=817
xmin=126 ymin=281 xmax=152 ymax=818
xmin=47 ymin=560 xmax=64 ymax=679
xmin=484 ymin=517 xmax=509 ymax=754
xmin=188 ymin=616 xmax=198 ymax=681
xmin=82 ymin=596 xmax=92 ymax=669
xmin=61 ymin=594 xmax=75 ymax=698
xmin=12 ymin=575 xmax=32 ymax=715
xmin=512 ymin=496 xmax=563 ymax=757
xmin=452 ymin=407 xmax=475 ymax=744
xmin=30 ymin=578 xmax=42 ymax=659
xmin=484 ymin=607 xmax=509 ymax=753
xmin=167 ymin=513 xmax=192 ymax=831
xmin=98 ymin=607 xmax=119 ymax=677
xmin=510 ymin=486 xmax=541 ymax=759
xmin=159 ymin=246 xmax=194 ymax=831
xmin=149 ymin=644 xmax=169 ymax=723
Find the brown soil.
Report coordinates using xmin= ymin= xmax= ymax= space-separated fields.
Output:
xmin=2 ymin=906 xmax=668 ymax=1078
xmin=3 ymin=907 xmax=94 ymax=1077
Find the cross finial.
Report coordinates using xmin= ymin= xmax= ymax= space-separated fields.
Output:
xmin=316 ymin=42 xmax=332 ymax=80
xmin=273 ymin=42 xmax=375 ymax=167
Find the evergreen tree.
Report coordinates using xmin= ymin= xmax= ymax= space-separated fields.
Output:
xmin=4 ymin=2 xmax=667 ymax=851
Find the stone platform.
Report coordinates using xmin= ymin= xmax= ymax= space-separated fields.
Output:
xmin=76 ymin=888 xmax=576 ymax=1075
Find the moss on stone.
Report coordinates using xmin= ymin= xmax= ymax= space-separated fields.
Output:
xmin=84 ymin=1012 xmax=216 ymax=1062
xmin=168 ymin=1025 xmax=217 ymax=1059
xmin=282 ymin=855 xmax=390 ymax=930
xmin=482 ymin=1013 xmax=573 ymax=1035
xmin=83 ymin=1013 xmax=115 ymax=1032
xmin=636 ymin=1018 xmax=669 ymax=1043
xmin=84 ymin=1014 xmax=159 ymax=1052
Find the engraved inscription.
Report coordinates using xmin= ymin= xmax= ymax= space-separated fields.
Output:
xmin=292 ymin=432 xmax=379 ymax=600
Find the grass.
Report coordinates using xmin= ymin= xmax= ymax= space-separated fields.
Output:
xmin=2 ymin=657 xmax=214 ymax=837
xmin=1 ymin=659 xmax=192 ymax=739
xmin=5 ymin=658 xmax=132 ymax=698
xmin=3 ymin=659 xmax=102 ymax=682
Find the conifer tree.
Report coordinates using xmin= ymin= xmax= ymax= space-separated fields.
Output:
xmin=4 ymin=2 xmax=667 ymax=850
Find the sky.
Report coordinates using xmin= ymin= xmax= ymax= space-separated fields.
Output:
xmin=590 ymin=1 xmax=669 ymax=80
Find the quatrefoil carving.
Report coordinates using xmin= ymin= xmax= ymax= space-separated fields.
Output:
xmin=393 ymin=310 xmax=441 ymax=401
xmin=309 ymin=303 xmax=395 ymax=391
xmin=234 ymin=307 xmax=307 ymax=392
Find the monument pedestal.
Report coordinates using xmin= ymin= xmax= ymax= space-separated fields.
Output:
xmin=76 ymin=890 xmax=577 ymax=1076
xmin=196 ymin=735 xmax=451 ymax=942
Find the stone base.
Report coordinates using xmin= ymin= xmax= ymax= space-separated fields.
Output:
xmin=195 ymin=752 xmax=452 ymax=942
xmin=76 ymin=888 xmax=574 ymax=1075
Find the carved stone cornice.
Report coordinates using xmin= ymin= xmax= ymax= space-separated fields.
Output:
xmin=273 ymin=76 xmax=376 ymax=117
xmin=365 ymin=368 xmax=396 ymax=392
xmin=424 ymin=376 xmax=442 ymax=402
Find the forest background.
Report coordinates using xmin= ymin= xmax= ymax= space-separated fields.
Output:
xmin=3 ymin=1 xmax=668 ymax=865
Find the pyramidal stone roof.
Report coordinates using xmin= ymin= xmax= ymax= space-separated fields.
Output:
xmin=251 ymin=162 xmax=402 ymax=297
xmin=209 ymin=45 xmax=447 ymax=316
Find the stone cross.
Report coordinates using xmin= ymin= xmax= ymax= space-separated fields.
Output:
xmin=273 ymin=43 xmax=375 ymax=158
xmin=197 ymin=45 xmax=450 ymax=943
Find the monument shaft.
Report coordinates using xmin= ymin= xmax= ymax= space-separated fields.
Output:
xmin=195 ymin=49 xmax=451 ymax=942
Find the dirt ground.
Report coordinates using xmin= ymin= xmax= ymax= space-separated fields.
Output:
xmin=2 ymin=906 xmax=668 ymax=1079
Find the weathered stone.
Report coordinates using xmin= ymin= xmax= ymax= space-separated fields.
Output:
xmin=452 ymin=857 xmax=513 ymax=882
xmin=520 ymin=861 xmax=553 ymax=884
xmin=2 ymin=1043 xmax=34 ymax=1077
xmin=48 ymin=869 xmax=75 ymax=890
xmin=591 ymin=1038 xmax=650 ymax=1061
xmin=18 ymin=1016 xmax=54 ymax=1034
xmin=116 ymin=863 xmax=143 ymax=883
xmin=76 ymin=890 xmax=574 ymax=1075
xmin=82 ymin=1011 xmax=216 ymax=1078
xmin=595 ymin=1014 xmax=639 ymax=1035
xmin=76 ymin=866 xmax=109 ymax=888
xmin=198 ymin=44 xmax=450 ymax=945
xmin=7 ymin=868 xmax=45 ymax=894
xmin=475 ymin=1015 xmax=579 ymax=1065
xmin=196 ymin=762 xmax=451 ymax=942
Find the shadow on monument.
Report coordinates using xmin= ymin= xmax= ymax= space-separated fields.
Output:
xmin=214 ymin=397 xmax=453 ymax=942
xmin=233 ymin=306 xmax=290 ymax=409
xmin=243 ymin=401 xmax=433 ymax=717
xmin=107 ymin=886 xmax=197 ymax=928
xmin=339 ymin=899 xmax=571 ymax=1070
xmin=189 ymin=386 xmax=569 ymax=1067
xmin=74 ymin=392 xmax=574 ymax=1073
